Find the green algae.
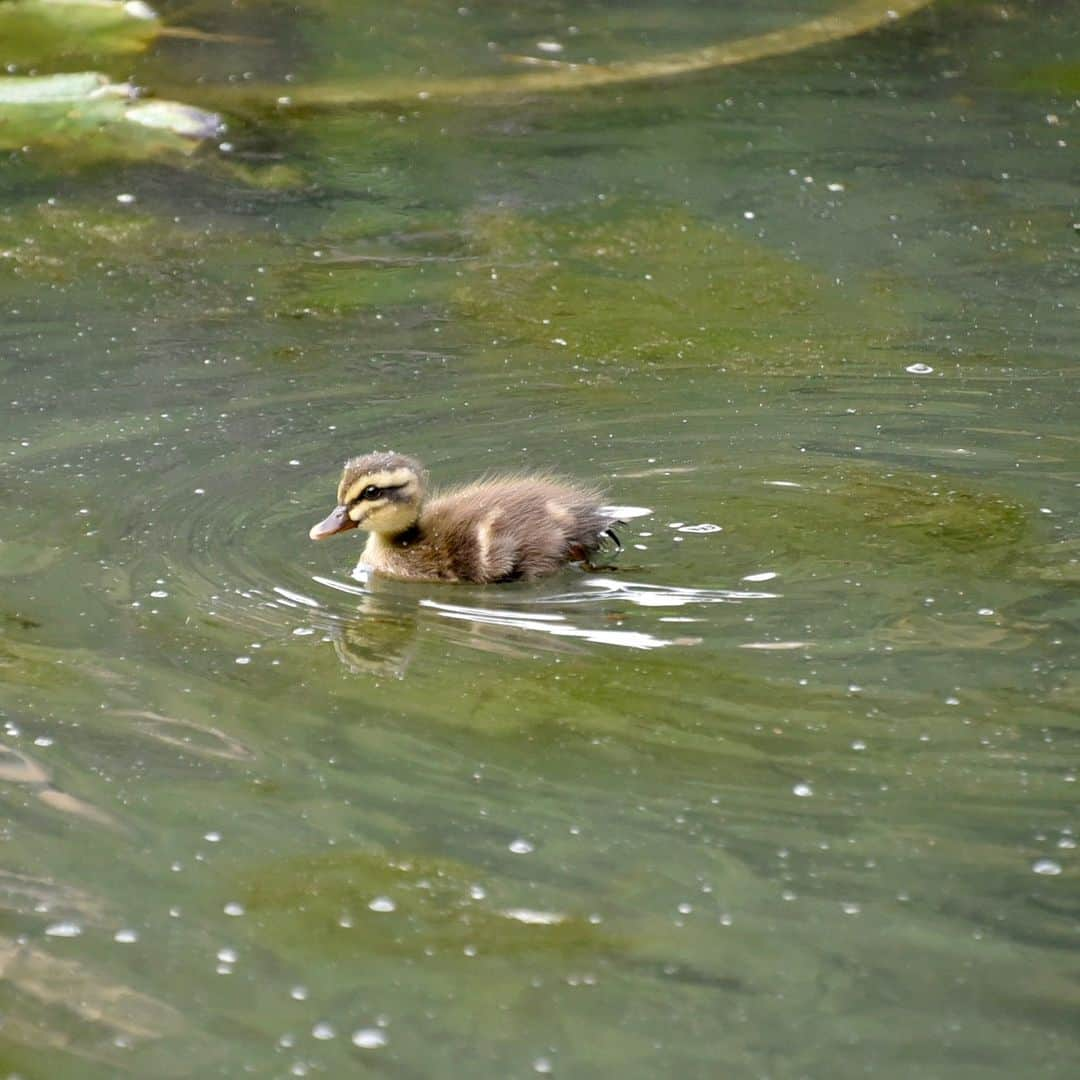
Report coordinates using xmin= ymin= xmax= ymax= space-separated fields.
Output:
xmin=239 ymin=848 xmax=612 ymax=960
xmin=455 ymin=206 xmax=911 ymax=375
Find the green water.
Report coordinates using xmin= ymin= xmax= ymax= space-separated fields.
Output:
xmin=2 ymin=2 xmax=1078 ymax=1076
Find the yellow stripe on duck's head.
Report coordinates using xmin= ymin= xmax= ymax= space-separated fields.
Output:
xmin=310 ymin=452 xmax=426 ymax=540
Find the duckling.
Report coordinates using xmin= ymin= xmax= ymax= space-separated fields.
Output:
xmin=309 ymin=451 xmax=620 ymax=583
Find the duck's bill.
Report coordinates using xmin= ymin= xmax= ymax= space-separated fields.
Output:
xmin=309 ymin=505 xmax=357 ymax=540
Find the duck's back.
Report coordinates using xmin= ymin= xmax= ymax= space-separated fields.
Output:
xmin=419 ymin=477 xmax=611 ymax=582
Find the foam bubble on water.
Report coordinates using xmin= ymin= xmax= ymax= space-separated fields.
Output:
xmin=502 ymin=908 xmax=565 ymax=925
xmin=352 ymin=1028 xmax=388 ymax=1049
xmin=1032 ymin=859 xmax=1062 ymax=876
xmin=114 ymin=928 xmax=139 ymax=943
xmin=312 ymin=1022 xmax=335 ymax=1040
xmin=792 ymin=783 xmax=813 ymax=798
xmin=223 ymin=901 xmax=245 ymax=916
xmin=905 ymin=362 xmax=934 ymax=374
xmin=509 ymin=838 xmax=535 ymax=854
xmin=368 ymin=896 xmax=396 ymax=913
xmin=45 ymin=922 xmax=82 ymax=937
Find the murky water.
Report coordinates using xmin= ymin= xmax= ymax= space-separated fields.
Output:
xmin=2 ymin=2 xmax=1078 ymax=1076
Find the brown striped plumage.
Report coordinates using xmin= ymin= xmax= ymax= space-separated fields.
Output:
xmin=309 ymin=452 xmax=618 ymax=583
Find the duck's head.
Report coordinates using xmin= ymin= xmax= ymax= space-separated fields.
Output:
xmin=309 ymin=452 xmax=427 ymax=540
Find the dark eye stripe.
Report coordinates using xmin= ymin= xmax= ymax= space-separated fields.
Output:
xmin=351 ymin=482 xmax=408 ymax=505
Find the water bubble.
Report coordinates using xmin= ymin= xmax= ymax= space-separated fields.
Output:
xmin=45 ymin=922 xmax=82 ymax=937
xmin=533 ymin=1057 xmax=554 ymax=1074
xmin=290 ymin=986 xmax=309 ymax=1001
xmin=905 ymin=363 xmax=934 ymax=375
xmin=502 ymin=908 xmax=565 ymax=925
xmin=676 ymin=523 xmax=722 ymax=534
xmin=368 ymin=896 xmax=396 ymax=913
xmin=217 ymin=948 xmax=238 ymax=963
xmin=352 ymin=1028 xmax=388 ymax=1049
xmin=312 ymin=1022 xmax=335 ymax=1040
xmin=234 ymin=656 xmax=252 ymax=665
xmin=223 ymin=901 xmax=245 ymax=916
xmin=116 ymin=193 xmax=136 ymax=205
xmin=114 ymin=928 xmax=139 ymax=943
xmin=841 ymin=902 xmax=861 ymax=916
xmin=204 ymin=831 xmax=222 ymax=843
xmin=742 ymin=571 xmax=777 ymax=582
xmin=792 ymin=783 xmax=813 ymax=798
xmin=509 ymin=838 xmax=535 ymax=854
xmin=1032 ymin=859 xmax=1062 ymax=876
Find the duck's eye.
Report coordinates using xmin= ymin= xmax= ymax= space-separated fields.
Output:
xmin=360 ymin=485 xmax=381 ymax=501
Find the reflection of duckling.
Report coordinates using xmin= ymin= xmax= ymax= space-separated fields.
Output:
xmin=310 ymin=452 xmax=620 ymax=583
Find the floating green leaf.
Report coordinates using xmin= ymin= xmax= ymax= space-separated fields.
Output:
xmin=0 ymin=71 xmax=220 ymax=163
xmin=0 ymin=0 xmax=159 ymax=66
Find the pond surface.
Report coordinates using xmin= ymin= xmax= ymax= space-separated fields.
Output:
xmin=2 ymin=1 xmax=1078 ymax=1076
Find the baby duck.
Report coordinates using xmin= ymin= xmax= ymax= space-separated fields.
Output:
xmin=309 ymin=452 xmax=620 ymax=583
